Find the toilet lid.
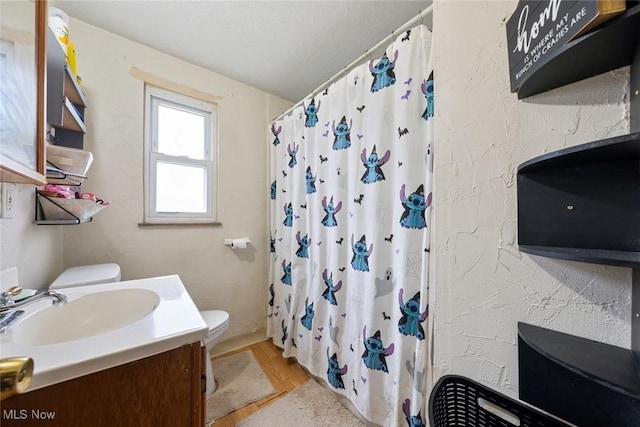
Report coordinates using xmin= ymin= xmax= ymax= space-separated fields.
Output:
xmin=50 ymin=263 xmax=121 ymax=289
xmin=200 ymin=310 xmax=229 ymax=333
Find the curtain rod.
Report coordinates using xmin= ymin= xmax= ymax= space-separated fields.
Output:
xmin=272 ymin=4 xmax=433 ymax=122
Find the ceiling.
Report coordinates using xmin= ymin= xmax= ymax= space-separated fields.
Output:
xmin=54 ymin=1 xmax=432 ymax=102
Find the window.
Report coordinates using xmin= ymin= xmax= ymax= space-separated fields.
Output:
xmin=144 ymin=86 xmax=217 ymax=223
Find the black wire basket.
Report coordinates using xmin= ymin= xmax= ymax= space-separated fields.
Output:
xmin=429 ymin=375 xmax=570 ymax=427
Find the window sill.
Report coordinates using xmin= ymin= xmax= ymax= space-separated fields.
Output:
xmin=138 ymin=221 xmax=222 ymax=228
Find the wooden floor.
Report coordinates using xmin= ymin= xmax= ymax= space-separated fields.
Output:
xmin=211 ymin=340 xmax=310 ymax=427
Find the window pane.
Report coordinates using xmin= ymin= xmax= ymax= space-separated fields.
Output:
xmin=156 ymin=162 xmax=207 ymax=213
xmin=157 ymin=103 xmax=206 ymax=159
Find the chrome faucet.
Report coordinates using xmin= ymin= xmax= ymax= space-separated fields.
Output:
xmin=0 ymin=286 xmax=67 ymax=314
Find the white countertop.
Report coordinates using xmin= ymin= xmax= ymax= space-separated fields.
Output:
xmin=0 ymin=275 xmax=208 ymax=391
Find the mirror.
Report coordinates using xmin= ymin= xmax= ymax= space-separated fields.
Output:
xmin=0 ymin=0 xmax=46 ymax=185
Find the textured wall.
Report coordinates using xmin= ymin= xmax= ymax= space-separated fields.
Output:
xmin=0 ymin=184 xmax=63 ymax=288
xmin=62 ymin=19 xmax=292 ymax=341
xmin=431 ymin=0 xmax=632 ymax=396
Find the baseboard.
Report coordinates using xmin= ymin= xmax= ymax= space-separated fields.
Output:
xmin=211 ymin=328 xmax=268 ymax=357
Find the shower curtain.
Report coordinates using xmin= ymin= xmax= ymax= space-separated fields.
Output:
xmin=267 ymin=25 xmax=433 ymax=426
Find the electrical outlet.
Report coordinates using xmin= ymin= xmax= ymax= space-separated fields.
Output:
xmin=1 ymin=183 xmax=16 ymax=219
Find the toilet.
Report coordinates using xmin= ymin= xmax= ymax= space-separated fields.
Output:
xmin=200 ymin=310 xmax=230 ymax=395
xmin=49 ymin=263 xmax=230 ymax=396
xmin=49 ymin=263 xmax=122 ymax=289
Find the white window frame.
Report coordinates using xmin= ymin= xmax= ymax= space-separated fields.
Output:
xmin=144 ymin=85 xmax=217 ymax=223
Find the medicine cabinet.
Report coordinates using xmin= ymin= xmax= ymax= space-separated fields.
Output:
xmin=0 ymin=0 xmax=47 ymax=185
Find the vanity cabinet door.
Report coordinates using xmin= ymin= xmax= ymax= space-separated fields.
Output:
xmin=1 ymin=343 xmax=204 ymax=427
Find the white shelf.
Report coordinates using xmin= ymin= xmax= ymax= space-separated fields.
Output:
xmin=64 ymin=65 xmax=87 ymax=107
xmin=59 ymin=97 xmax=86 ymax=133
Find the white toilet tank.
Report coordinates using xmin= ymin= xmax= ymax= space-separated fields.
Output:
xmin=50 ymin=263 xmax=121 ymax=290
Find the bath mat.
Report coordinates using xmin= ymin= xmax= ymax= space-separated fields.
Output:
xmin=237 ymin=379 xmax=364 ymax=427
xmin=206 ymin=350 xmax=276 ymax=422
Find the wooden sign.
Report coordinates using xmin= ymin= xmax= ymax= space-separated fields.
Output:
xmin=507 ymin=0 xmax=626 ymax=93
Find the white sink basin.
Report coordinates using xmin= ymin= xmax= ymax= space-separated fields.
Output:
xmin=1 ymin=275 xmax=208 ymax=391
xmin=11 ymin=289 xmax=160 ymax=346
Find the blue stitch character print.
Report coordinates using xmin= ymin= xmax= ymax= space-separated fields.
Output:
xmin=403 ymin=399 xmax=426 ymax=427
xmin=332 ymin=116 xmax=352 ymax=150
xmin=305 ymin=166 xmax=317 ymax=194
xmin=271 ymin=123 xmax=282 ymax=146
xmin=398 ymin=289 xmax=428 ymax=340
xmin=304 ymin=98 xmax=321 ymax=127
xmin=351 ymin=234 xmax=373 ymax=272
xmin=360 ymin=145 xmax=391 ymax=184
xmin=399 ymin=184 xmax=432 ymax=229
xmin=300 ymin=297 xmax=314 ymax=330
xmin=281 ymin=319 xmax=288 ymax=346
xmin=281 ymin=259 xmax=291 ymax=285
xmin=283 ymin=203 xmax=294 ymax=227
xmin=326 ymin=347 xmax=348 ymax=389
xmin=270 ymin=233 xmax=275 ymax=253
xmin=287 ymin=143 xmax=299 ymax=168
xmin=369 ymin=50 xmax=398 ymax=93
xmin=361 ymin=325 xmax=394 ymax=373
xmin=421 ymin=73 xmax=434 ymax=121
xmin=269 ymin=283 xmax=275 ymax=307
xmin=322 ymin=269 xmax=343 ymax=306
xmin=321 ymin=196 xmax=342 ymax=227
xmin=270 ymin=180 xmax=277 ymax=200
xmin=296 ymin=231 xmax=311 ymax=258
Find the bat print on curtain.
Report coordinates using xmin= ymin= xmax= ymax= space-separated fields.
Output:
xmin=267 ymin=25 xmax=434 ymax=426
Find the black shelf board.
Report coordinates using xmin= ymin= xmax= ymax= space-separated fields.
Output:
xmin=519 ymin=322 xmax=640 ymax=427
xmin=517 ymin=132 xmax=640 ymax=265
xmin=519 ymin=245 xmax=640 ymax=268
xmin=517 ymin=4 xmax=640 ymax=99
xmin=519 ymin=323 xmax=640 ymax=394
xmin=518 ymin=132 xmax=640 ymax=174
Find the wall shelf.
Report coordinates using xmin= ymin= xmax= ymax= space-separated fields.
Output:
xmin=35 ymin=192 xmax=96 ymax=225
xmin=45 ymin=165 xmax=87 ymax=186
xmin=518 ymin=245 xmax=640 ymax=268
xmin=45 ymin=144 xmax=92 ymax=186
xmin=517 ymin=132 xmax=640 ymax=268
xmin=514 ymin=14 xmax=640 ymax=423
xmin=63 ymin=64 xmax=87 ymax=108
xmin=46 ymin=27 xmax=87 ymax=149
xmin=517 ymin=133 xmax=640 ymax=424
xmin=35 ymin=218 xmax=92 ymax=225
xmin=518 ymin=322 xmax=640 ymax=426
xmin=517 ymin=3 xmax=640 ymax=99
xmin=58 ymin=97 xmax=87 ymax=133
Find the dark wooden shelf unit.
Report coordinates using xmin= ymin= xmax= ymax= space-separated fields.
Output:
xmin=513 ymin=3 xmax=640 ymax=426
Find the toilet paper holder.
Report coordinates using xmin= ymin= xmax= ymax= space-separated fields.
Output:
xmin=224 ymin=238 xmax=251 ymax=248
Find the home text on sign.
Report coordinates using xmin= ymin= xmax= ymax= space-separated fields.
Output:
xmin=506 ymin=0 xmax=600 ymax=92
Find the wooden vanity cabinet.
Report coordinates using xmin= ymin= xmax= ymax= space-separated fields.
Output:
xmin=2 ymin=342 xmax=206 ymax=427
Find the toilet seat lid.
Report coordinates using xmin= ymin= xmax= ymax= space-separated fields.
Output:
xmin=50 ymin=263 xmax=121 ymax=289
xmin=200 ymin=310 xmax=229 ymax=333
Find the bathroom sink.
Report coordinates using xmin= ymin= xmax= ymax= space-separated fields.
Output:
xmin=11 ymin=289 xmax=160 ymax=346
